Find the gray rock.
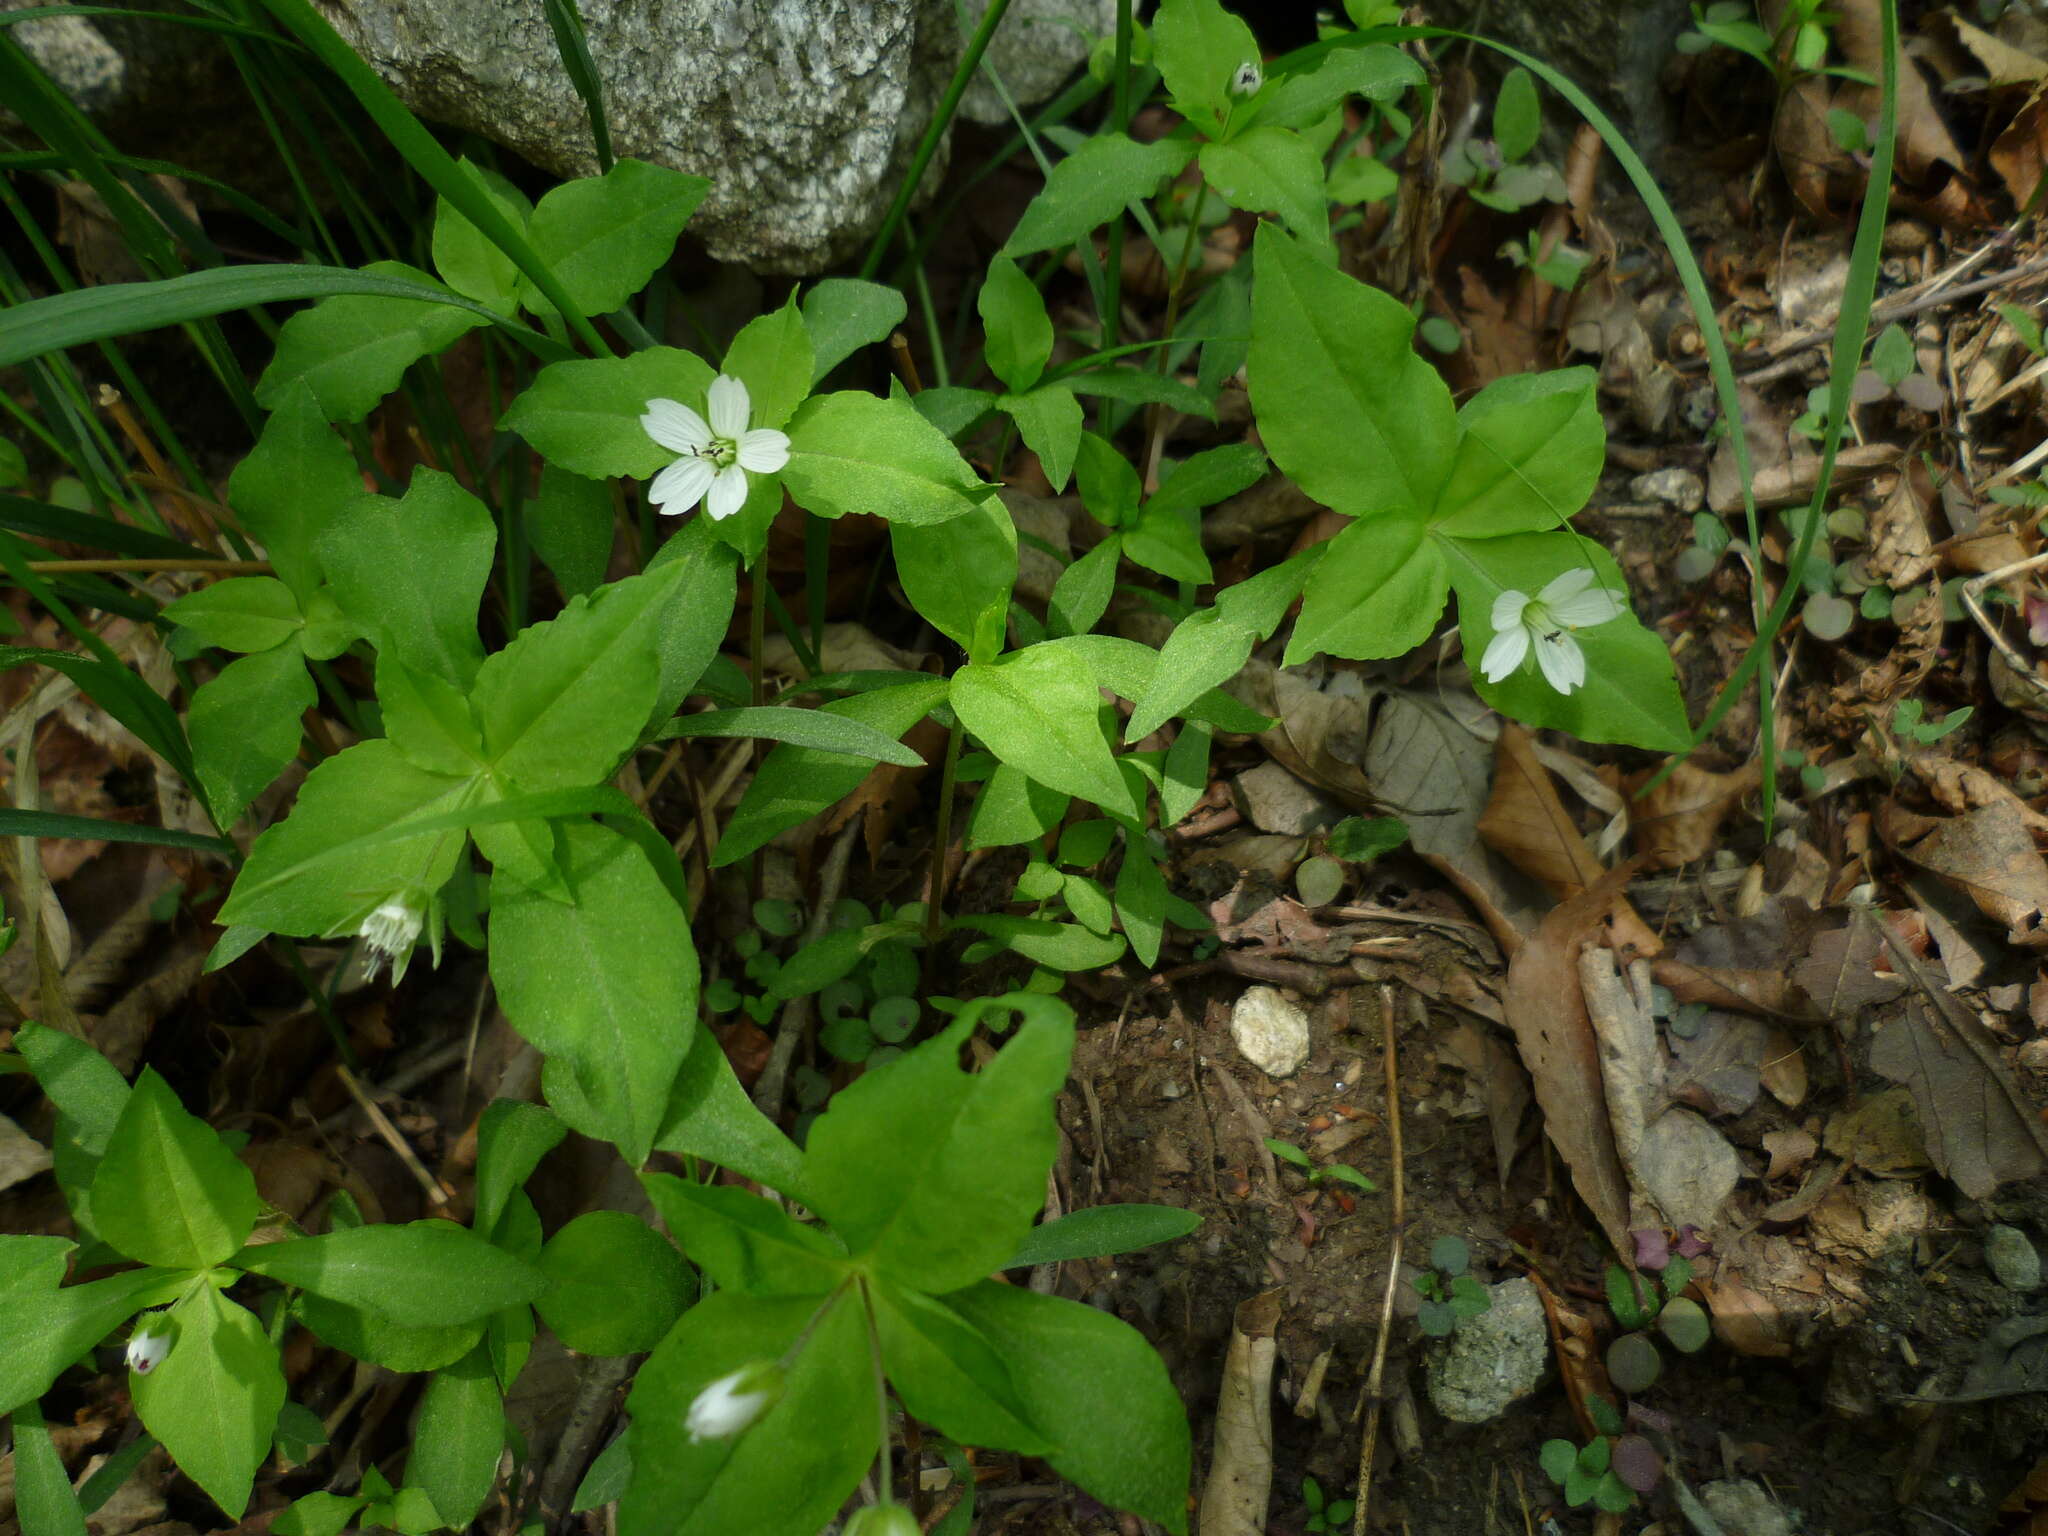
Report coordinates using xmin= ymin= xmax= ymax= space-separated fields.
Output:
xmin=1629 ymin=467 xmax=1706 ymax=513
xmin=1986 ymin=1224 xmax=2042 ymax=1293
xmin=959 ymin=0 xmax=1110 ymax=125
xmin=1231 ymin=761 xmax=1334 ymax=838
xmin=1229 ymin=985 xmax=1310 ymax=1079
xmin=1 ymin=1 xmax=125 ymax=116
xmin=1424 ymin=1276 xmax=1547 ymax=1422
xmin=1699 ymin=1478 xmax=1796 ymax=1536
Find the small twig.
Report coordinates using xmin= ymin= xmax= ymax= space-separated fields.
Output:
xmin=1353 ymin=986 xmax=1405 ymax=1536
xmin=334 ymin=1063 xmax=449 ymax=1206
xmin=1960 ymin=548 xmax=2048 ymax=712
xmin=753 ymin=812 xmax=865 ymax=1118
xmin=889 ymin=331 xmax=924 ymax=395
xmin=533 ymin=1354 xmax=635 ymax=1531
xmin=316 ymin=1040 xmax=468 ymax=1135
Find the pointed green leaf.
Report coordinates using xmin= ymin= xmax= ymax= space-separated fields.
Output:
xmin=1431 ymin=368 xmax=1603 ymax=538
xmin=1201 ymin=129 xmax=1329 ymax=245
xmin=233 ymin=1221 xmax=546 ymax=1325
xmin=519 ymin=159 xmax=709 ymax=319
xmin=873 ymin=1278 xmax=1052 ymax=1454
xmin=999 ymin=383 xmax=1084 ymax=492
xmin=891 ymin=495 xmax=1016 ymax=661
xmin=501 ymin=347 xmax=718 ymax=481
xmin=93 ymin=1069 xmax=260 ymax=1269
xmin=255 ymin=261 xmax=488 ymax=424
xmin=952 ymin=648 xmax=1135 ymax=820
xmin=801 ymin=278 xmax=908 ymax=384
xmin=979 ymin=254 xmax=1053 ymax=393
xmin=189 ymin=640 xmax=314 ymax=828
xmin=722 ymin=295 xmax=815 ymax=431
xmin=132 ymin=1287 xmax=284 ymax=1518
xmin=1287 ymin=512 xmax=1447 ymax=664
xmin=406 ymin=1344 xmax=504 ymax=1530
xmin=1005 ymin=133 xmax=1197 ymax=256
xmin=783 ymin=392 xmax=996 ymax=526
xmin=535 ymin=1212 xmax=691 ymax=1355
xmin=643 ymin=1178 xmax=847 ymax=1296
xmin=161 ymin=577 xmax=302 ymax=654
xmin=319 ymin=470 xmax=494 ymax=687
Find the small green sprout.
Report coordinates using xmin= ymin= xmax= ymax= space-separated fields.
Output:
xmin=1410 ymin=1234 xmax=1491 ymax=1337
xmin=1301 ymin=1474 xmax=1356 ymax=1533
xmin=1264 ymin=1137 xmax=1377 ymax=1194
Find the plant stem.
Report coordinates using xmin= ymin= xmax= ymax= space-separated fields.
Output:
xmin=1353 ymin=986 xmax=1405 ymax=1536
xmin=1101 ymin=0 xmax=1134 ymax=400
xmin=859 ymin=0 xmax=1015 ymax=280
xmin=858 ymin=1278 xmax=896 ymax=1506
xmin=922 ymin=713 xmax=966 ymax=957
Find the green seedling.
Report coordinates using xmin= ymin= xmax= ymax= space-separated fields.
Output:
xmin=1411 ymin=1234 xmax=1491 ymax=1338
xmin=1443 ymin=66 xmax=1565 ymax=212
xmin=1301 ymin=1474 xmax=1356 ymax=1533
xmin=1891 ymin=697 xmax=1972 ymax=747
xmin=1265 ymin=1137 xmax=1377 ymax=1194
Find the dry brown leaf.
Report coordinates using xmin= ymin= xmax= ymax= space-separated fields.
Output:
xmin=1440 ymin=1020 xmax=1531 ymax=1195
xmin=1708 ymin=441 xmax=1897 ymax=514
xmin=1696 ymin=1270 xmax=1795 ymax=1358
xmin=1761 ymin=1126 xmax=1819 ymax=1182
xmin=1866 ymin=463 xmax=1938 ymax=590
xmin=1870 ymin=1000 xmax=2048 ymax=1198
xmin=1479 ymin=724 xmax=1660 ymax=957
xmin=1760 ymin=1027 xmax=1809 ymax=1106
xmin=1791 ymin=919 xmax=1910 ymax=1018
xmin=1991 ymin=83 xmax=2048 ymax=210
xmin=1622 ymin=759 xmax=1762 ymax=870
xmin=1528 ymin=1269 xmax=1617 ymax=1439
xmin=1926 ymin=12 xmax=2048 ymax=88
xmin=1877 ymin=798 xmax=2048 ymax=946
xmin=1198 ymin=1289 xmax=1283 ymax=1536
xmin=1501 ymin=862 xmax=1641 ymax=1259
xmin=1908 ymin=750 xmax=2048 ymax=835
xmin=1823 ymin=1085 xmax=1929 ymax=1173
xmin=1650 ymin=956 xmax=1818 ymax=1020
xmin=1774 ymin=73 xmax=1862 ymax=219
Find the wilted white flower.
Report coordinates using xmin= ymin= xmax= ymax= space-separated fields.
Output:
xmin=641 ymin=376 xmax=792 ymax=522
xmin=359 ymin=894 xmax=425 ymax=984
xmin=685 ymin=1361 xmax=784 ymax=1442
xmin=1479 ymin=567 xmax=1626 ymax=695
xmin=1230 ymin=59 xmax=1263 ymax=97
xmin=126 ymin=1311 xmax=176 ymax=1376
xmin=841 ymin=1504 xmax=920 ymax=1536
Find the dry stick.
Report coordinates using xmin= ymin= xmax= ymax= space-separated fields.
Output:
xmin=1960 ymin=549 xmax=2048 ymax=714
xmin=753 ymin=812 xmax=866 ymax=1118
xmin=1352 ymin=986 xmax=1405 ymax=1536
xmin=533 ymin=1353 xmax=635 ymax=1532
xmin=334 ymin=1063 xmax=449 ymax=1207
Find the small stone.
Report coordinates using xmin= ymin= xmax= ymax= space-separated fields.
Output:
xmin=2018 ymin=1038 xmax=2048 ymax=1072
xmin=1986 ymin=1224 xmax=2041 ymax=1292
xmin=1424 ymin=1276 xmax=1547 ymax=1423
xmin=1229 ymin=986 xmax=1311 ymax=1079
xmin=1158 ymin=1078 xmax=1187 ymax=1102
xmin=1699 ymin=1479 xmax=1795 ymax=1536
xmin=1231 ymin=762 xmax=1335 ymax=838
xmin=1629 ymin=467 xmax=1705 ymax=512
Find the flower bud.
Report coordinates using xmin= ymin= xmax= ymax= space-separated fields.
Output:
xmin=684 ymin=1361 xmax=785 ymax=1442
xmin=841 ymin=1504 xmax=920 ymax=1536
xmin=1230 ymin=59 xmax=1263 ymax=97
xmin=358 ymin=893 xmax=426 ymax=983
xmin=126 ymin=1311 xmax=176 ymax=1376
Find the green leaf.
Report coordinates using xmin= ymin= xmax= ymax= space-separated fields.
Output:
xmin=11 ymin=1400 xmax=88 ymax=1536
xmin=1329 ymin=815 xmax=1408 ymax=861
xmin=1539 ymin=1439 xmax=1577 ymax=1485
xmin=536 ymin=1211 xmax=692 ymax=1355
xmin=276 ymin=1490 xmax=363 ymax=1536
xmin=474 ymin=1100 xmax=566 ymax=1237
xmin=0 ymin=1266 xmax=181 ymax=1415
xmin=802 ymin=278 xmax=908 ymax=384
xmin=645 ymin=514 xmax=741 ymax=725
xmin=190 ymin=641 xmax=314 ymax=828
xmin=474 ymin=564 xmax=677 ymax=789
xmin=1493 ymin=66 xmax=1541 ymax=163
xmin=234 ymin=1221 xmax=546 ymax=1325
xmin=979 ymin=254 xmax=1053 ymax=394
xmin=431 ymin=158 xmax=531 ymax=313
xmin=653 ymin=1021 xmax=805 ymax=1192
xmin=1114 ymin=846 xmax=1168 ymax=968
xmin=659 ymin=706 xmax=923 ymax=766
xmin=1249 ymin=223 xmax=1455 ymax=521
xmin=502 ymin=347 xmax=718 ymax=481
xmin=999 ymin=383 xmax=1084 ymax=493
xmin=1075 ymin=430 xmax=1141 ymax=527
xmin=1871 ymin=320 xmax=1915 ymax=388
xmin=620 ymin=1290 xmax=871 ymax=1536
xmin=723 ymin=294 xmax=815 ymax=431
xmin=378 ymin=656 xmax=484 ymax=778
xmin=891 ymin=495 xmax=1017 ymax=661
xmin=967 ymin=762 xmax=1070 ymax=849
xmin=912 ymin=384 xmax=998 ymax=438
xmin=1125 ymin=610 xmax=1250 ymax=742
xmin=406 ymin=1344 xmax=504 ymax=1530
xmin=1606 ymin=1264 xmax=1650 ymax=1330
xmin=295 ymin=1294 xmax=482 ymax=1374
xmin=319 ymin=470 xmax=494 ymax=687
xmin=1124 ymin=500 xmax=1212 ymax=585
xmin=1445 ymin=532 xmax=1690 ymax=752
xmin=1249 ymin=42 xmax=1423 ymax=132
xmin=132 ymin=1287 xmax=284 ymax=1518
xmin=802 ymin=994 xmax=1073 ymax=1292
xmin=1005 ymin=132 xmax=1197 ymax=256
xmin=1148 ymin=443 xmax=1267 ymax=523
xmin=227 ymin=385 xmax=359 ymax=601
xmin=1659 ymin=1296 xmax=1711 ymax=1353
xmin=1065 ymin=364 xmax=1217 ymax=420
xmin=1431 ymin=368 xmax=1603 ymax=538
xmin=1288 ymin=512 xmax=1447 ymax=664
xmin=1160 ymin=721 xmax=1210 ymax=826
xmin=715 ymin=680 xmax=949 ymax=867
xmin=254 ymin=261 xmax=488 ymax=424
xmin=952 ymin=648 xmax=1135 ymax=820
xmin=489 ymin=821 xmax=698 ymax=1164
xmin=946 ymin=1281 xmax=1190 ymax=1533
xmin=770 ymin=921 xmax=921 ymax=1002
xmin=643 ymin=1178 xmax=848 ymax=1295
xmin=1048 ymin=531 xmax=1119 ymax=640
xmin=1051 ymin=632 xmax=1273 ymax=735
xmin=783 ymin=391 xmax=995 ymax=526
xmin=1200 ymin=129 xmax=1329 ymax=245
xmin=529 ymin=464 xmax=615 ymax=599
xmin=92 ymin=1070 xmax=260 ymax=1269
xmin=953 ymin=914 xmax=1127 ymax=970
xmin=873 ymin=1279 xmax=1052 ymax=1453
xmin=1152 ymin=0 xmax=1259 ymax=136
xmin=520 ymin=159 xmax=709 ymax=319
xmin=162 ymin=577 xmax=303 ymax=653
xmin=217 ymin=739 xmax=473 ymax=941
xmin=1003 ymin=1204 xmax=1202 ymax=1267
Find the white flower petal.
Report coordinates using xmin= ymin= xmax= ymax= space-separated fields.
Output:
xmin=1480 ymin=624 xmax=1529 ymax=682
xmin=1535 ymin=629 xmax=1585 ymax=693
xmin=1490 ymin=589 xmax=1532 ymax=631
xmin=707 ymin=374 xmax=751 ymax=439
xmin=736 ymin=427 xmax=791 ymax=474
xmin=706 ymin=464 xmax=750 ymax=521
xmin=1547 ymin=582 xmax=1627 ymax=629
xmin=649 ymin=455 xmax=716 ymax=514
xmin=641 ymin=398 xmax=712 ymax=454
xmin=1538 ymin=567 xmax=1595 ymax=607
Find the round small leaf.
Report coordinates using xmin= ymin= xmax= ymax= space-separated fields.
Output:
xmin=820 ymin=978 xmax=864 ymax=1022
xmin=536 ymin=1211 xmax=692 ymax=1355
xmin=1606 ymin=1331 xmax=1663 ymax=1395
xmin=1417 ymin=1300 xmax=1457 ymax=1337
xmin=1659 ymin=1296 xmax=1712 ymax=1354
xmin=1802 ymin=591 xmax=1855 ymax=641
xmin=1539 ymin=1439 xmax=1577 ymax=1486
xmin=1428 ymin=1234 xmax=1470 ymax=1276
xmin=820 ymin=1014 xmax=874 ymax=1063
xmin=753 ymin=898 xmax=803 ymax=937
xmin=1612 ymin=1434 xmax=1663 ymax=1493
xmin=869 ymin=995 xmax=918 ymax=1043
xmin=1295 ymin=854 xmax=1344 ymax=908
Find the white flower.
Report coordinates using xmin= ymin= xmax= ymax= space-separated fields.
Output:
xmin=360 ymin=895 xmax=425 ymax=984
xmin=1230 ymin=59 xmax=1263 ymax=97
xmin=126 ymin=1311 xmax=175 ymax=1375
xmin=1479 ymin=567 xmax=1627 ymax=695
xmin=684 ymin=1362 xmax=784 ymax=1442
xmin=641 ymin=376 xmax=791 ymax=522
